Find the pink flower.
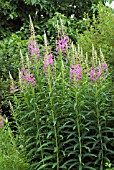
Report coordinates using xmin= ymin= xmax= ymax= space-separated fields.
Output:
xmin=20 ymin=67 xmax=35 ymax=86
xmin=96 ymin=69 xmax=102 ymax=78
xmin=0 ymin=116 xmax=4 ymax=128
xmin=90 ymin=67 xmax=96 ymax=83
xmin=43 ymin=54 xmax=54 ymax=74
xmin=28 ymin=39 xmax=40 ymax=59
xmin=20 ymin=90 xmax=24 ymax=93
xmin=70 ymin=64 xmax=82 ymax=82
xmin=90 ymin=66 xmax=103 ymax=83
xmin=101 ymin=62 xmax=108 ymax=70
xmin=56 ymin=36 xmax=71 ymax=57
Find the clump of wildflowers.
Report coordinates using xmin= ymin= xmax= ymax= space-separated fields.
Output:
xmin=43 ymin=53 xmax=54 ymax=75
xmin=56 ymin=35 xmax=71 ymax=57
xmin=70 ymin=64 xmax=83 ymax=82
xmin=90 ymin=67 xmax=99 ymax=83
xmin=28 ymin=39 xmax=40 ymax=59
xmin=101 ymin=62 xmax=108 ymax=74
xmin=20 ymin=67 xmax=35 ymax=86
xmin=89 ymin=61 xmax=108 ymax=83
xmin=0 ymin=115 xmax=4 ymax=128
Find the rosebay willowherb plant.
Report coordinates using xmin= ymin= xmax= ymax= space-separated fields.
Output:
xmin=10 ymin=22 xmax=114 ymax=170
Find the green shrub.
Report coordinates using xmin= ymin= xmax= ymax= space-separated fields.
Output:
xmin=0 ymin=33 xmax=27 ymax=112
xmin=0 ymin=33 xmax=27 ymax=79
xmin=0 ymin=0 xmax=106 ymax=39
xmin=46 ymin=12 xmax=83 ymax=43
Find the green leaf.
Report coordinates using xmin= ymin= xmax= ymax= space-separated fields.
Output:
xmin=83 ymin=153 xmax=97 ymax=158
xmin=68 ymin=162 xmax=78 ymax=170
xmin=78 ymin=154 xmax=82 ymax=164
xmin=37 ymin=35 xmax=43 ymax=40
xmin=52 ymin=162 xmax=57 ymax=169
xmin=62 ymin=159 xmax=77 ymax=167
xmin=39 ymin=155 xmax=54 ymax=163
xmin=83 ymin=165 xmax=96 ymax=170
xmin=37 ymin=141 xmax=54 ymax=152
xmin=47 ymin=131 xmax=53 ymax=139
xmin=9 ymin=14 xmax=14 ymax=19
xmin=54 ymin=146 xmax=58 ymax=153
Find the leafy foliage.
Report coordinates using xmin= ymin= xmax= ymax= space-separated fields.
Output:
xmin=0 ymin=117 xmax=29 ymax=170
xmin=0 ymin=0 xmax=109 ymax=39
xmin=9 ymin=26 xmax=114 ymax=169
xmin=0 ymin=34 xmax=27 ymax=113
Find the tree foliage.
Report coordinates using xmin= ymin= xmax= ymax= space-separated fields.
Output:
xmin=0 ymin=0 xmax=109 ymax=39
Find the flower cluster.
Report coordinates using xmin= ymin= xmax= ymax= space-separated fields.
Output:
xmin=90 ymin=67 xmax=100 ymax=83
xmin=0 ymin=115 xmax=4 ymax=128
xmin=20 ymin=67 xmax=35 ymax=86
xmin=56 ymin=36 xmax=71 ymax=57
xmin=70 ymin=64 xmax=83 ymax=82
xmin=101 ymin=62 xmax=108 ymax=73
xmin=28 ymin=39 xmax=40 ymax=59
xmin=10 ymin=67 xmax=35 ymax=94
xmin=43 ymin=53 xmax=54 ymax=74
xmin=89 ymin=62 xmax=108 ymax=83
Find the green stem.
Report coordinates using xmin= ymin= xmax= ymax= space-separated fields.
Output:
xmin=59 ymin=51 xmax=65 ymax=95
xmin=75 ymin=87 xmax=82 ymax=168
xmin=48 ymin=66 xmax=59 ymax=170
xmin=31 ymin=88 xmax=44 ymax=165
xmin=95 ymin=86 xmax=104 ymax=168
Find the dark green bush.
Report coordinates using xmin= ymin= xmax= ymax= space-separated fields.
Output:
xmin=0 ymin=0 xmax=108 ymax=39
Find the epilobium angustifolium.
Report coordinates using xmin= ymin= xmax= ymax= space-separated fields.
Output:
xmin=70 ymin=64 xmax=83 ymax=82
xmin=20 ymin=67 xmax=35 ymax=86
xmin=28 ymin=39 xmax=40 ymax=59
xmin=43 ymin=53 xmax=54 ymax=74
xmin=9 ymin=30 xmax=113 ymax=170
xmin=89 ymin=62 xmax=108 ymax=84
xmin=56 ymin=35 xmax=71 ymax=57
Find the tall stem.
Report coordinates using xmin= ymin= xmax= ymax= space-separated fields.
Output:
xmin=47 ymin=66 xmax=59 ymax=170
xmin=75 ymin=86 xmax=82 ymax=169
xmin=95 ymin=85 xmax=103 ymax=168
xmin=31 ymin=88 xmax=44 ymax=165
